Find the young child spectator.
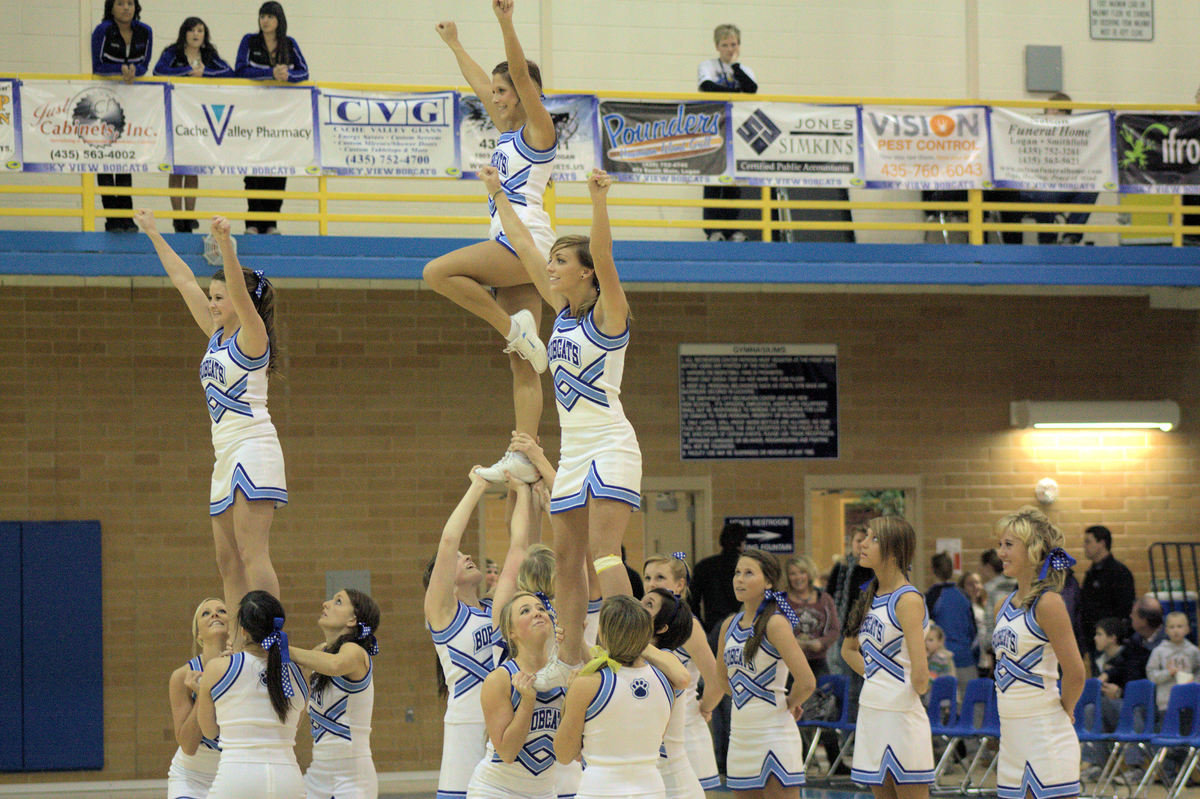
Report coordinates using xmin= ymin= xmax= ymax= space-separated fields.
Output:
xmin=1146 ymin=611 xmax=1200 ymax=712
xmin=1093 ymin=617 xmax=1128 ymax=686
xmin=925 ymin=624 xmax=954 ymax=680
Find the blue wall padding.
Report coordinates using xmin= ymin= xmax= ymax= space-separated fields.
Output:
xmin=0 ymin=523 xmax=21 ymax=771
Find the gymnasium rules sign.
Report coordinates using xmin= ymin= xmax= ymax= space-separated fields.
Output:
xmin=678 ymin=344 xmax=837 ymax=460
xmin=599 ymin=100 xmax=729 ymax=183
xmin=318 ymin=90 xmax=459 ymax=177
xmin=861 ymin=106 xmax=990 ymax=190
xmin=0 ymin=80 xmax=19 ymax=171
xmin=990 ymin=108 xmax=1117 ymax=192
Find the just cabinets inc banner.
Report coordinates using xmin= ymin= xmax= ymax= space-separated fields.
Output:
xmin=731 ymin=103 xmax=860 ymax=187
xmin=1115 ymin=113 xmax=1200 ymax=193
xmin=989 ymin=108 xmax=1117 ymax=192
xmin=860 ymin=105 xmax=990 ymax=190
xmin=19 ymin=80 xmax=168 ymax=173
xmin=0 ymin=79 xmax=18 ymax=171
xmin=459 ymin=94 xmax=599 ymax=182
xmin=599 ymin=100 xmax=729 ymax=184
xmin=171 ymin=84 xmax=317 ymax=176
xmin=318 ymin=89 xmax=460 ymax=177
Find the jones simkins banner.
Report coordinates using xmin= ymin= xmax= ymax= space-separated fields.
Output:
xmin=731 ymin=103 xmax=860 ymax=187
xmin=598 ymin=100 xmax=730 ymax=184
xmin=1115 ymin=113 xmax=1200 ymax=193
xmin=989 ymin=108 xmax=1117 ymax=192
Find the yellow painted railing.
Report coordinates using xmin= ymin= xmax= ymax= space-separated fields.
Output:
xmin=1 ymin=74 xmax=1198 ymax=244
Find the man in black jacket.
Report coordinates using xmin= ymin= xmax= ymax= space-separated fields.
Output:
xmin=1080 ymin=524 xmax=1137 ymax=657
xmin=690 ymin=522 xmax=747 ymax=633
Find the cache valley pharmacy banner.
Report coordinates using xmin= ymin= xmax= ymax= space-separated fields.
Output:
xmin=989 ymin=108 xmax=1117 ymax=192
xmin=0 ymin=79 xmax=18 ymax=170
xmin=731 ymin=103 xmax=860 ymax=187
xmin=20 ymin=80 xmax=168 ymax=173
xmin=171 ymin=84 xmax=318 ymax=176
xmin=317 ymin=89 xmax=460 ymax=177
xmin=459 ymin=93 xmax=600 ymax=182
xmin=860 ymin=105 xmax=990 ymax=190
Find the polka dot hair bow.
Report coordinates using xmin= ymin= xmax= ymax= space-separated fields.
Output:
xmin=260 ymin=616 xmax=293 ymax=698
xmin=534 ymin=591 xmax=555 ymax=616
xmin=253 ymin=269 xmax=266 ymax=299
xmin=756 ymin=590 xmax=802 ymax=629
xmin=357 ymin=622 xmax=379 ymax=656
xmin=1039 ymin=547 xmax=1077 ymax=580
xmin=672 ymin=552 xmax=687 ymax=562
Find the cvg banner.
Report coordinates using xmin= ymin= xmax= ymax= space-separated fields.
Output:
xmin=459 ymin=93 xmax=599 ymax=182
xmin=1115 ymin=113 xmax=1200 ymax=193
xmin=599 ymin=100 xmax=729 ymax=184
xmin=0 ymin=79 xmax=19 ymax=171
xmin=731 ymin=103 xmax=860 ymax=187
xmin=318 ymin=89 xmax=459 ymax=177
xmin=172 ymin=84 xmax=317 ymax=176
xmin=860 ymin=105 xmax=990 ymax=190
xmin=990 ymin=108 xmax=1117 ymax=192
xmin=20 ymin=80 xmax=168 ymax=173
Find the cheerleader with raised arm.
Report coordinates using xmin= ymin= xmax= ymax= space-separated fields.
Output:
xmin=167 ymin=597 xmax=229 ymax=799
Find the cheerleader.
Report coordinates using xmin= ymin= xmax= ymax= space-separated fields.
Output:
xmin=642 ymin=589 xmax=706 ymax=799
xmin=480 ymin=166 xmax=641 ymax=600
xmin=643 ymin=553 xmax=724 ymax=790
xmin=429 ymin=0 xmax=558 ymax=482
xmin=196 ymin=591 xmax=307 ymax=799
xmin=993 ymin=507 xmax=1085 ymax=799
xmin=167 ymin=597 xmax=228 ymax=799
xmin=423 ymin=469 xmax=497 ymax=799
xmin=556 ymin=596 xmax=690 ymax=799
xmin=713 ymin=548 xmax=815 ymax=798
xmin=135 ymin=210 xmax=285 ymax=608
xmin=839 ymin=516 xmax=934 ymax=798
xmin=289 ymin=589 xmax=381 ymax=799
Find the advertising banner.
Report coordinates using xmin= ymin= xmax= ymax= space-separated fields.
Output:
xmin=19 ymin=80 xmax=168 ymax=173
xmin=1115 ymin=113 xmax=1200 ymax=193
xmin=860 ymin=105 xmax=989 ymax=190
xmin=599 ymin=100 xmax=729 ymax=184
xmin=989 ymin=108 xmax=1117 ymax=191
xmin=459 ymin=93 xmax=599 ymax=182
xmin=171 ymin=84 xmax=317 ymax=176
xmin=318 ymin=89 xmax=459 ymax=177
xmin=0 ymin=79 xmax=18 ymax=171
xmin=731 ymin=103 xmax=859 ymax=187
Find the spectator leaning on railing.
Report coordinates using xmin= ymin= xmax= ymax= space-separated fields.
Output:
xmin=235 ymin=2 xmax=310 ymax=234
xmin=154 ymin=17 xmax=232 ymax=233
xmin=90 ymin=0 xmax=152 ymax=232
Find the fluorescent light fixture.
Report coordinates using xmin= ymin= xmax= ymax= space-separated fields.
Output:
xmin=1010 ymin=400 xmax=1180 ymax=432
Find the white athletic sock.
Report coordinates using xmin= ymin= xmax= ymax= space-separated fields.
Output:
xmin=506 ymin=316 xmax=519 ymax=341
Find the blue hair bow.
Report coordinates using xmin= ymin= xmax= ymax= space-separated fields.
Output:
xmin=260 ymin=616 xmax=293 ymax=698
xmin=672 ymin=551 xmax=687 ymax=562
xmin=1039 ymin=547 xmax=1077 ymax=580
xmin=533 ymin=591 xmax=556 ymax=619
xmin=755 ymin=590 xmax=801 ymax=629
xmin=253 ymin=269 xmax=266 ymax=299
xmin=356 ymin=622 xmax=379 ymax=656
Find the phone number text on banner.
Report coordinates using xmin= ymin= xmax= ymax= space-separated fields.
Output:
xmin=0 ymin=80 xmax=19 ymax=171
xmin=172 ymin=84 xmax=317 ymax=176
xmin=319 ymin=90 xmax=459 ymax=177
xmin=1116 ymin=113 xmax=1200 ymax=194
xmin=20 ymin=80 xmax=168 ymax=173
xmin=600 ymin=100 xmax=729 ymax=184
xmin=732 ymin=103 xmax=860 ymax=187
xmin=990 ymin=108 xmax=1117 ymax=191
xmin=459 ymin=94 xmax=599 ymax=182
xmin=860 ymin=106 xmax=990 ymax=189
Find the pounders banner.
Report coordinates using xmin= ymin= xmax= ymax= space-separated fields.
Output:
xmin=860 ymin=105 xmax=990 ymax=190
xmin=989 ymin=108 xmax=1117 ymax=192
xmin=1115 ymin=113 xmax=1200 ymax=193
xmin=599 ymin=100 xmax=729 ymax=184
xmin=459 ymin=94 xmax=600 ymax=182
xmin=171 ymin=84 xmax=318 ymax=177
xmin=20 ymin=80 xmax=169 ymax=173
xmin=317 ymin=89 xmax=460 ymax=177
xmin=0 ymin=79 xmax=18 ymax=171
xmin=731 ymin=103 xmax=860 ymax=187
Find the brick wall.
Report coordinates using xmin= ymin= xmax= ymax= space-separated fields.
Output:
xmin=1 ymin=282 xmax=1197 ymax=783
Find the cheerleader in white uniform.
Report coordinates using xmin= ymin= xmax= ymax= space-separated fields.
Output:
xmin=712 ymin=548 xmax=815 ymax=798
xmin=993 ymin=507 xmax=1085 ymax=799
xmin=197 ymin=591 xmax=307 ymax=799
xmin=289 ymin=589 xmax=381 ymax=799
xmin=643 ymin=553 xmax=724 ymax=791
xmin=424 ymin=469 xmax=500 ymax=799
xmin=167 ymin=597 xmax=229 ymax=799
xmin=482 ymin=166 xmax=641 ymax=600
xmin=429 ymin=0 xmax=558 ymax=482
xmin=642 ymin=589 xmax=705 ymax=799
xmin=556 ymin=596 xmax=691 ymax=799
xmin=135 ymin=210 xmax=285 ymax=608
xmin=840 ymin=516 xmax=934 ymax=799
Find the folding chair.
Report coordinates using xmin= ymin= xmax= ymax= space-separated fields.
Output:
xmin=1074 ymin=679 xmax=1105 ymax=793
xmin=925 ymin=675 xmax=959 ymax=789
xmin=1088 ymin=679 xmax=1156 ymax=799
xmin=927 ymin=678 xmax=997 ymax=794
xmin=797 ymin=672 xmax=856 ymax=782
xmin=959 ymin=679 xmax=1001 ymax=795
xmin=1133 ymin=683 xmax=1200 ymax=799
xmin=1164 ymin=699 xmax=1200 ymax=799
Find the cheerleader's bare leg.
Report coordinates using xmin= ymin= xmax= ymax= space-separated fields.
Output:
xmin=212 ymin=512 xmax=246 ymax=610
xmin=494 ymin=282 xmax=543 ymax=437
xmin=231 ymin=495 xmax=279 ymax=600
xmin=588 ymin=499 xmax=634 ymax=598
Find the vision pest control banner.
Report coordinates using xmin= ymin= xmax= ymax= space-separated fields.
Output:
xmin=989 ymin=108 xmax=1117 ymax=192
xmin=318 ymin=90 xmax=459 ymax=177
xmin=20 ymin=80 xmax=168 ymax=173
xmin=459 ymin=93 xmax=599 ymax=182
xmin=599 ymin=100 xmax=729 ymax=184
xmin=172 ymin=84 xmax=317 ymax=177
xmin=860 ymin=106 xmax=989 ymax=190
xmin=1115 ymin=113 xmax=1200 ymax=194
xmin=0 ymin=79 xmax=19 ymax=171
xmin=732 ymin=103 xmax=860 ymax=187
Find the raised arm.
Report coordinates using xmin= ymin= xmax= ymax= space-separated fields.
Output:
xmin=435 ymin=21 xmax=504 ymax=128
xmin=767 ymin=614 xmax=815 ymax=720
xmin=424 ymin=470 xmax=490 ymax=631
xmin=480 ymin=166 xmax=561 ymax=310
xmin=168 ymin=665 xmax=204 ymax=755
xmin=491 ymin=477 xmax=533 ymax=622
xmin=509 ymin=431 xmax=556 ymax=487
xmin=643 ymin=644 xmax=690 ymax=690
xmin=135 ymin=209 xmax=213 ymax=336
xmin=493 ymin=0 xmax=555 ymax=149
xmin=585 ymin=170 xmax=628 ymax=336
xmin=210 ymin=217 xmax=267 ymax=358
xmin=896 ymin=591 xmax=930 ymax=696
xmin=289 ymin=642 xmax=369 ymax=681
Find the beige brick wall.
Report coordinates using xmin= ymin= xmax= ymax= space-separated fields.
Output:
xmin=1 ymin=283 xmax=1197 ymax=783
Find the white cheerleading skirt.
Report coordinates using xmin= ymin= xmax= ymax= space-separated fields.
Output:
xmin=304 ymin=755 xmax=377 ymax=799
xmin=851 ymin=705 xmax=935 ymax=786
xmin=658 ymin=749 xmax=705 ymax=799
xmin=550 ymin=422 xmax=642 ymax=514
xmin=168 ymin=761 xmax=216 ymax=799
xmin=997 ymin=710 xmax=1081 ymax=799
xmin=208 ymin=761 xmax=304 ymax=799
xmin=576 ymin=763 xmax=664 ymax=799
xmin=438 ymin=721 xmax=488 ymax=799
xmin=726 ymin=704 xmax=805 ymax=790
xmin=556 ymin=758 xmax=582 ymax=798
xmin=683 ymin=707 xmax=720 ymax=790
xmin=490 ymin=208 xmax=557 ymax=261
xmin=209 ymin=433 xmax=287 ymax=516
